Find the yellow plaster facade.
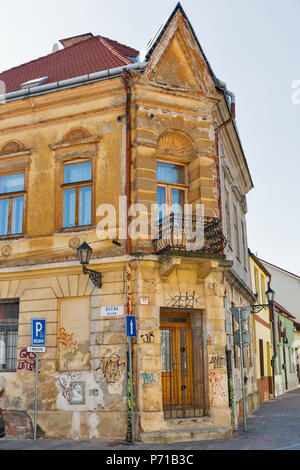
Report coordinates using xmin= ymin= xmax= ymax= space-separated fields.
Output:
xmin=0 ymin=6 xmax=259 ymax=442
xmin=249 ymin=252 xmax=273 ymax=402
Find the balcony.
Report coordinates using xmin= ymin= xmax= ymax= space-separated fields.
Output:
xmin=152 ymin=213 xmax=226 ymax=255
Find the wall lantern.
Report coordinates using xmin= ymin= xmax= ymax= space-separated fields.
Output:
xmin=265 ymin=287 xmax=275 ymax=304
xmin=77 ymin=242 xmax=102 ymax=288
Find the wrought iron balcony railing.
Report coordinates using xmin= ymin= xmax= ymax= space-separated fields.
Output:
xmin=152 ymin=213 xmax=226 ymax=255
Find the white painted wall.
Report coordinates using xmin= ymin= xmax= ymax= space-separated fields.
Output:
xmin=219 ymin=140 xmax=251 ymax=288
xmin=261 ymin=262 xmax=300 ymax=322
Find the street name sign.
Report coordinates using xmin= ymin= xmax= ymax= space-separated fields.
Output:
xmin=27 ymin=346 xmax=46 ymax=353
xmin=101 ymin=305 xmax=124 ymax=317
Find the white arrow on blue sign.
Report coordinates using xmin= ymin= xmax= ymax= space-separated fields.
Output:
xmin=126 ymin=316 xmax=137 ymax=338
xmin=31 ymin=318 xmax=46 ymax=346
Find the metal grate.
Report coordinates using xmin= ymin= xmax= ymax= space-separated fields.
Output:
xmin=0 ymin=301 xmax=19 ymax=371
xmin=160 ymin=326 xmax=208 ymax=419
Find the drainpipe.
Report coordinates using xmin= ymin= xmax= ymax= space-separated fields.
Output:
xmin=122 ymin=69 xmax=135 ymax=442
xmin=269 ymin=276 xmax=277 ymax=397
xmin=214 ymin=81 xmax=236 ymax=251
xmin=122 ymin=68 xmax=132 ymax=256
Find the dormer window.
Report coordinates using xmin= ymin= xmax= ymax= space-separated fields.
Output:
xmin=20 ymin=77 xmax=48 ymax=89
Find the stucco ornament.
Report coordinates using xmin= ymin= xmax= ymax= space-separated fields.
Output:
xmin=1 ymin=245 xmax=12 ymax=257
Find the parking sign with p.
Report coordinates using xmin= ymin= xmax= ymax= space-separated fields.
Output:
xmin=31 ymin=318 xmax=46 ymax=346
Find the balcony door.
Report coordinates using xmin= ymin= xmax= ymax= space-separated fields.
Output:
xmin=156 ymin=161 xmax=187 ymax=222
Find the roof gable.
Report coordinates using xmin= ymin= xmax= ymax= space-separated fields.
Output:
xmin=143 ymin=3 xmax=216 ymax=94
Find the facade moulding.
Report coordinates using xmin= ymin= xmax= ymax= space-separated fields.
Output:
xmin=215 ymin=102 xmax=253 ymax=195
xmin=136 ymin=104 xmax=213 ymax=122
xmin=0 ymin=254 xmax=160 ymax=279
xmin=134 ymin=80 xmax=219 ymax=105
xmin=0 ymin=104 xmax=127 ymax=137
xmin=49 ymin=135 xmax=102 ymax=152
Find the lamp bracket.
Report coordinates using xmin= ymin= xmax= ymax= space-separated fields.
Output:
xmin=251 ymin=304 xmax=269 ymax=314
xmin=83 ymin=266 xmax=103 ymax=288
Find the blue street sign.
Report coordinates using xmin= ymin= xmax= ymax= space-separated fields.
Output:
xmin=31 ymin=318 xmax=46 ymax=346
xmin=126 ymin=316 xmax=137 ymax=338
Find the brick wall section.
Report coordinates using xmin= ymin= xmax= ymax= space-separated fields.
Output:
xmin=2 ymin=411 xmax=33 ymax=438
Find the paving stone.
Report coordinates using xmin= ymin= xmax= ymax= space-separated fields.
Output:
xmin=0 ymin=388 xmax=299 ymax=450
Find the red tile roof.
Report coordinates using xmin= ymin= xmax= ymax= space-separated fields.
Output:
xmin=0 ymin=34 xmax=139 ymax=94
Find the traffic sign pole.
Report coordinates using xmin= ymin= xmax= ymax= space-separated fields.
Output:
xmin=128 ymin=336 xmax=134 ymax=444
xmin=33 ymin=352 xmax=39 ymax=440
xmin=126 ymin=316 xmax=136 ymax=443
xmin=238 ymin=308 xmax=247 ymax=432
xmin=31 ymin=318 xmax=46 ymax=441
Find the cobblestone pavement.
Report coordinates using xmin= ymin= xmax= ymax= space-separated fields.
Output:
xmin=0 ymin=387 xmax=299 ymax=451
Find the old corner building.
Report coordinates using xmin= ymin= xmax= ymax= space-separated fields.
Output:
xmin=0 ymin=3 xmax=260 ymax=442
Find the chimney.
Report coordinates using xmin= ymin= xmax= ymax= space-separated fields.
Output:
xmin=59 ymin=33 xmax=94 ymax=48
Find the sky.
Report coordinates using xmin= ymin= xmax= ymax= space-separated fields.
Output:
xmin=0 ymin=0 xmax=299 ymax=275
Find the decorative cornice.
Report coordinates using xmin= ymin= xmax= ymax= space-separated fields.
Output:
xmin=49 ymin=135 xmax=101 ymax=151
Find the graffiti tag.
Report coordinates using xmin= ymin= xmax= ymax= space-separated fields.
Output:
xmin=18 ymin=349 xmax=36 ymax=372
xmin=58 ymin=328 xmax=78 ymax=354
xmin=141 ymin=331 xmax=155 ymax=344
xmin=140 ymin=371 xmax=160 ymax=389
xmin=209 ymin=371 xmax=227 ymax=406
xmin=209 ymin=355 xmax=225 ymax=370
xmin=100 ymin=354 xmax=126 ymax=383
xmin=56 ymin=376 xmax=70 ymax=401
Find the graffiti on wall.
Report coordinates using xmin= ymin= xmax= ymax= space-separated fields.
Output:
xmin=58 ymin=328 xmax=78 ymax=354
xmin=126 ymin=264 xmax=132 ymax=316
xmin=18 ymin=349 xmax=36 ymax=372
xmin=209 ymin=371 xmax=227 ymax=406
xmin=140 ymin=371 xmax=160 ymax=389
xmin=167 ymin=292 xmax=199 ymax=309
xmin=209 ymin=355 xmax=225 ymax=370
xmin=206 ymin=333 xmax=216 ymax=346
xmin=99 ymin=353 xmax=126 ymax=384
xmin=141 ymin=331 xmax=155 ymax=344
xmin=56 ymin=376 xmax=70 ymax=401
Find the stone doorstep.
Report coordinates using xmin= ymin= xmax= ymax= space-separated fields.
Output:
xmin=140 ymin=426 xmax=232 ymax=444
xmin=165 ymin=416 xmax=214 ymax=430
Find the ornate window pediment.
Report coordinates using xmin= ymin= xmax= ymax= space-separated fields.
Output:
xmin=0 ymin=141 xmax=25 ymax=155
xmin=157 ymin=130 xmax=195 ymax=161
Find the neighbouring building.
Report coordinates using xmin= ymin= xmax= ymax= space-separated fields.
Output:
xmin=260 ymin=259 xmax=300 ymax=322
xmin=249 ymin=250 xmax=273 ymax=402
xmin=293 ymin=321 xmax=300 ymax=385
xmin=0 ymin=3 xmax=259 ymax=442
xmin=273 ymin=303 xmax=298 ymax=396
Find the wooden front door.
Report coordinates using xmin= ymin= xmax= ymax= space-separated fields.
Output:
xmin=160 ymin=311 xmax=194 ymax=416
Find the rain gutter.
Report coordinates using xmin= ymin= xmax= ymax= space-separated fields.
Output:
xmin=0 ymin=62 xmax=147 ymax=103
